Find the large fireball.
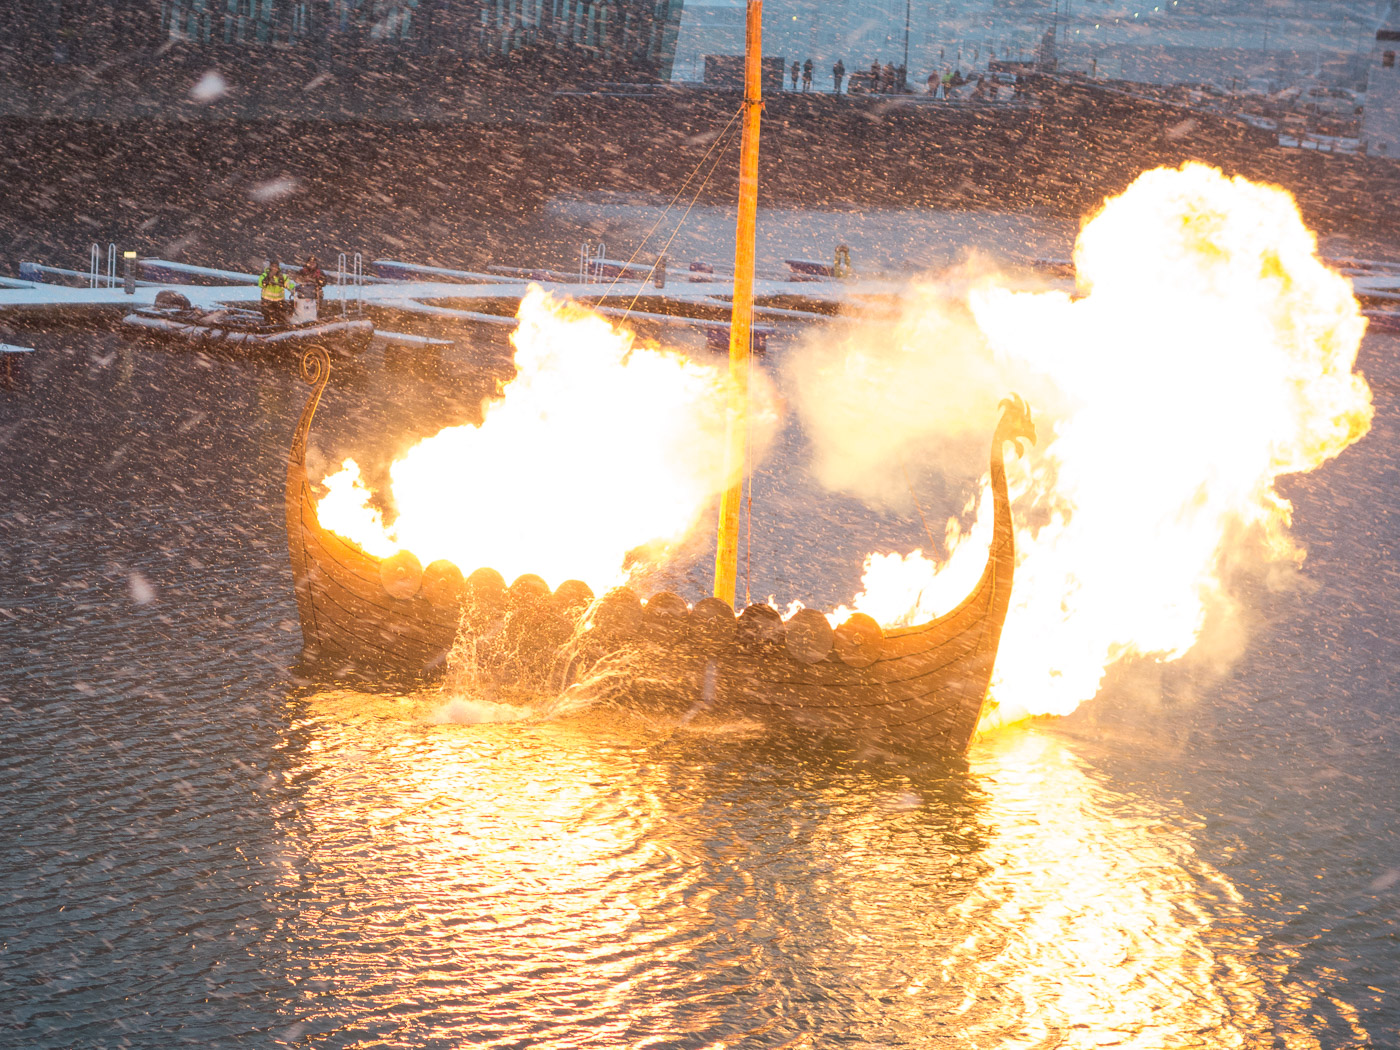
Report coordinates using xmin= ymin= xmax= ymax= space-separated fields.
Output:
xmin=317 ymin=287 xmax=779 ymax=593
xmin=806 ymin=164 xmax=1373 ymax=725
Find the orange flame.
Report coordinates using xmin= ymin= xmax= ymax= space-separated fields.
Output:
xmin=829 ymin=164 xmax=1372 ymax=724
xmin=317 ymin=286 xmax=779 ymax=593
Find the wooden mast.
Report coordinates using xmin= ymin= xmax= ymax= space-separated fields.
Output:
xmin=714 ymin=0 xmax=763 ymax=607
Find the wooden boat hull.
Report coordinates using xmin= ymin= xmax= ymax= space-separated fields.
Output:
xmin=285 ymin=350 xmax=458 ymax=677
xmin=285 ymin=348 xmax=1027 ymax=753
xmin=578 ymin=566 xmax=1007 ymax=750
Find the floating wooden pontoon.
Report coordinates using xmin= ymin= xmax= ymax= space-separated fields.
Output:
xmin=123 ymin=295 xmax=373 ymax=357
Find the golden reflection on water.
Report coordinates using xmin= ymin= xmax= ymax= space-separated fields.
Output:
xmin=276 ymin=690 xmax=750 ymax=1047
xmin=958 ymin=729 xmax=1363 ymax=1049
xmin=271 ymin=691 xmax=1362 ymax=1048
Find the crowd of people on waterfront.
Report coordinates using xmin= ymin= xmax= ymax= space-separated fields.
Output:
xmin=782 ymin=56 xmax=1012 ymax=101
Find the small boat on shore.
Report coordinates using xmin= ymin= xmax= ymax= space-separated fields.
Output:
xmin=123 ymin=292 xmax=373 ymax=356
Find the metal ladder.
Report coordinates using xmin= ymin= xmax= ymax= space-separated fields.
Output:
xmin=336 ymin=251 xmax=364 ymax=317
xmin=579 ymin=241 xmax=606 ymax=283
xmin=88 ymin=243 xmax=117 ymax=289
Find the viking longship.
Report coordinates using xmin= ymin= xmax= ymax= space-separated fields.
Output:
xmin=283 ymin=0 xmax=1034 ymax=753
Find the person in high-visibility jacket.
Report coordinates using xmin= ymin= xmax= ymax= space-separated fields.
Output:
xmin=258 ymin=260 xmax=296 ymax=326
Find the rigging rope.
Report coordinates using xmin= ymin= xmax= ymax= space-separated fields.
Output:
xmin=595 ymin=104 xmax=744 ymax=310
xmin=620 ymin=118 xmax=742 ymax=320
xmin=744 ymin=324 xmax=755 ymax=609
xmin=584 ymin=104 xmax=751 ymax=605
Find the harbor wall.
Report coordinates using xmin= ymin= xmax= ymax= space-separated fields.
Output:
xmin=2 ymin=77 xmax=1399 ymax=272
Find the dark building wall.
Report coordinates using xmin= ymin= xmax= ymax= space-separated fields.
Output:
xmin=3 ymin=0 xmax=684 ymax=82
xmin=2 ymin=81 xmax=1399 ymax=274
xmin=1 ymin=1 xmax=162 ymax=64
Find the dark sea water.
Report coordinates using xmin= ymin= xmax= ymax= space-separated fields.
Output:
xmin=1 ymin=319 xmax=1397 ymax=1048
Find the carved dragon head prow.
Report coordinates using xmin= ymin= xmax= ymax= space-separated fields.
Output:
xmin=996 ymin=394 xmax=1037 ymax=459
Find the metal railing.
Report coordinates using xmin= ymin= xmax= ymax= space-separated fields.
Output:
xmin=579 ymin=241 xmax=606 ymax=283
xmin=88 ymin=243 xmax=117 ymax=289
xmin=336 ymin=251 xmax=364 ymax=317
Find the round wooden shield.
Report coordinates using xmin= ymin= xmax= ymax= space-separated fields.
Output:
xmin=592 ymin=587 xmax=643 ymax=638
xmin=508 ymin=573 xmax=551 ymax=609
xmin=833 ymin=612 xmax=884 ymax=668
xmin=643 ymin=591 xmax=690 ymax=640
xmin=379 ymin=550 xmax=423 ymax=600
xmin=464 ymin=567 xmax=507 ymax=624
xmin=551 ymin=579 xmax=595 ymax=618
xmin=420 ymin=560 xmax=465 ymax=610
xmin=784 ymin=608 xmax=834 ymax=664
xmin=737 ymin=602 xmax=785 ymax=646
xmin=503 ymin=604 xmax=573 ymax=670
xmin=691 ymin=596 xmax=736 ymax=650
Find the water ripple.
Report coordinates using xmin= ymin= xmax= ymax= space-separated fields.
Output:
xmin=2 ymin=334 xmax=1394 ymax=1046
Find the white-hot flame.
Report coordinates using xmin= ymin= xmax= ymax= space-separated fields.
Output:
xmin=318 ymin=286 xmax=778 ymax=593
xmin=808 ymin=164 xmax=1373 ymax=723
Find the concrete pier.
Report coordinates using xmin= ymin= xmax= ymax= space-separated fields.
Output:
xmin=0 ymin=253 xmax=928 ymax=350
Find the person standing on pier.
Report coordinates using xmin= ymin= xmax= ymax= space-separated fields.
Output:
xmin=791 ymin=61 xmax=800 ymax=91
xmin=802 ymin=58 xmax=813 ymax=92
xmin=833 ymin=58 xmax=845 ymax=93
xmin=299 ymin=255 xmax=327 ymax=302
xmin=258 ymin=260 xmax=296 ymax=326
